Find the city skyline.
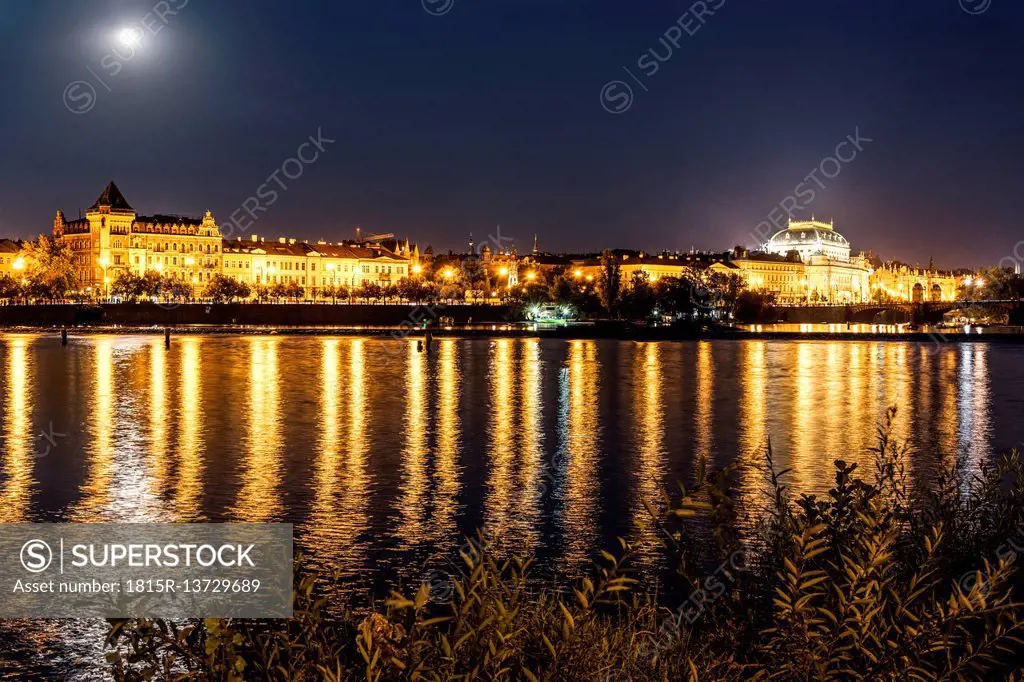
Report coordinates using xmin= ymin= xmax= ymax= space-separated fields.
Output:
xmin=0 ymin=1 xmax=1021 ymax=266
xmin=0 ymin=178 xmax=1000 ymax=274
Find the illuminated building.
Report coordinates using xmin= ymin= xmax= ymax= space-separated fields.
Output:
xmin=53 ymin=182 xmax=223 ymax=292
xmin=764 ymin=219 xmax=851 ymax=262
xmin=572 ymin=250 xmax=714 ymax=285
xmin=868 ymin=262 xmax=959 ymax=302
xmin=0 ymin=239 xmax=26 ymax=281
xmin=222 ymin=236 xmax=411 ymax=292
xmin=711 ymin=220 xmax=873 ymax=304
xmin=50 ymin=182 xmax=410 ymax=298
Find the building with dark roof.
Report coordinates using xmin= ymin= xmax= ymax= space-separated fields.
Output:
xmin=54 ymin=181 xmax=223 ymax=291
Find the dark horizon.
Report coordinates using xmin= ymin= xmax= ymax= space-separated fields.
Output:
xmin=1 ymin=0 xmax=1021 ymax=268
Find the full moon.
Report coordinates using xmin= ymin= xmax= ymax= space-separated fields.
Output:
xmin=119 ymin=27 xmax=141 ymax=46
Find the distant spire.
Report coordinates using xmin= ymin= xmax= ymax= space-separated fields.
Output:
xmin=532 ymin=233 xmax=539 ymax=256
xmin=468 ymin=233 xmax=475 ymax=255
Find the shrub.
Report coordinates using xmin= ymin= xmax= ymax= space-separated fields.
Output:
xmin=106 ymin=411 xmax=1024 ymax=680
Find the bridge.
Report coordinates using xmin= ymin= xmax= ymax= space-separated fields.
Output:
xmin=778 ymin=300 xmax=1023 ymax=325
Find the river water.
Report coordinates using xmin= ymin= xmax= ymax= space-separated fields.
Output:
xmin=1 ymin=334 xmax=1022 ymax=677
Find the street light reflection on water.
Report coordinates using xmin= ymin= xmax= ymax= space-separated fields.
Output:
xmin=0 ymin=333 xmax=1015 ymax=674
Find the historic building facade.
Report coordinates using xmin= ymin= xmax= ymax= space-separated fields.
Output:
xmin=712 ymin=220 xmax=873 ymax=304
xmin=52 ymin=182 xmax=412 ymax=298
xmin=54 ymin=182 xmax=223 ymax=292
xmin=222 ymin=236 xmax=412 ymax=293
xmin=869 ymin=262 xmax=959 ymax=302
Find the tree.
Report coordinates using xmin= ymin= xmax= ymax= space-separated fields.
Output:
xmin=439 ymin=284 xmax=462 ymax=303
xmin=0 ymin=274 xmax=21 ymax=303
xmin=396 ymin=277 xmax=423 ymax=303
xmin=141 ymin=271 xmax=164 ymax=298
xmin=203 ymin=274 xmax=250 ymax=302
xmin=283 ymin=280 xmax=305 ymax=302
xmin=620 ymin=270 xmax=656 ymax=320
xmin=20 ymin=236 xmax=77 ymax=301
xmin=597 ymin=250 xmax=621 ymax=317
xmin=734 ymin=290 xmax=777 ymax=323
xmin=155 ymin=276 xmax=191 ymax=302
xmin=268 ymin=282 xmax=288 ymax=302
xmin=111 ymin=271 xmax=146 ymax=302
xmin=356 ymin=281 xmax=384 ymax=303
xmin=968 ymin=266 xmax=1024 ymax=301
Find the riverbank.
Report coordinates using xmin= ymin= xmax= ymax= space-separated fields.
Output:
xmin=3 ymin=322 xmax=1024 ymax=343
xmin=3 ymin=304 xmax=1024 ymax=342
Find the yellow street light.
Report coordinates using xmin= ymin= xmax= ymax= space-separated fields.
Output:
xmin=412 ymin=264 xmax=422 ymax=275
xmin=12 ymin=257 xmax=24 ymax=271
xmin=573 ymin=269 xmax=582 ymax=278
xmin=185 ymin=257 xmax=195 ymax=266
xmin=326 ymin=263 xmax=336 ymax=271
xmin=154 ymin=262 xmax=164 ymax=272
xmin=585 ymin=274 xmax=594 ymax=282
xmin=499 ymin=267 xmax=509 ymax=276
xmin=526 ymin=271 xmax=536 ymax=281
xmin=443 ymin=268 xmax=455 ymax=280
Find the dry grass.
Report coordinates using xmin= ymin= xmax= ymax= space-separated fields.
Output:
xmin=106 ymin=408 xmax=1024 ymax=680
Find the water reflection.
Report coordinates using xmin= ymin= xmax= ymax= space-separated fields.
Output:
xmin=631 ymin=343 xmax=666 ymax=569
xmin=0 ymin=337 xmax=32 ymax=522
xmin=0 ymin=335 xmax=1008 ymax=597
xmin=234 ymin=338 xmax=283 ymax=521
xmin=431 ymin=339 xmax=461 ymax=552
xmin=557 ymin=340 xmax=601 ymax=572
xmin=176 ymin=338 xmax=204 ymax=520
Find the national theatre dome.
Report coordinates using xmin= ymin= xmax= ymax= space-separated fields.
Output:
xmin=765 ymin=219 xmax=851 ymax=263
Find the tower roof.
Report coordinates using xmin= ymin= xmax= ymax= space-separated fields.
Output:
xmin=90 ymin=181 xmax=133 ymax=211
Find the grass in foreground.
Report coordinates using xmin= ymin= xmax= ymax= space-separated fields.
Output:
xmin=107 ymin=409 xmax=1024 ymax=680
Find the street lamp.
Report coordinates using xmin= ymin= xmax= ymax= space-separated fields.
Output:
xmin=412 ymin=264 xmax=422 ymax=275
xmin=98 ymin=256 xmax=110 ymax=300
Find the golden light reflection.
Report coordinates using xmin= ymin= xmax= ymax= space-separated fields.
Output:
xmin=0 ymin=337 xmax=32 ymax=522
xmin=396 ymin=340 xmax=429 ymax=545
xmin=631 ymin=343 xmax=666 ymax=570
xmin=147 ymin=338 xmax=169 ymax=501
xmin=559 ymin=340 xmax=600 ymax=571
xmin=938 ymin=347 xmax=959 ymax=458
xmin=77 ymin=338 xmax=114 ymax=518
xmin=304 ymin=339 xmax=370 ymax=578
xmin=234 ymin=338 xmax=283 ymax=521
xmin=737 ymin=341 xmax=766 ymax=504
xmin=694 ymin=341 xmax=714 ymax=467
xmin=958 ymin=344 xmax=991 ymax=476
xmin=517 ymin=339 xmax=544 ymax=550
xmin=175 ymin=338 xmax=204 ymax=520
xmin=484 ymin=339 xmax=516 ymax=541
xmin=791 ymin=343 xmax=815 ymax=492
xmin=432 ymin=339 xmax=461 ymax=548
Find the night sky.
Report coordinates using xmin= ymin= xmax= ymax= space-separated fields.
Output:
xmin=0 ymin=0 xmax=1021 ymax=267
